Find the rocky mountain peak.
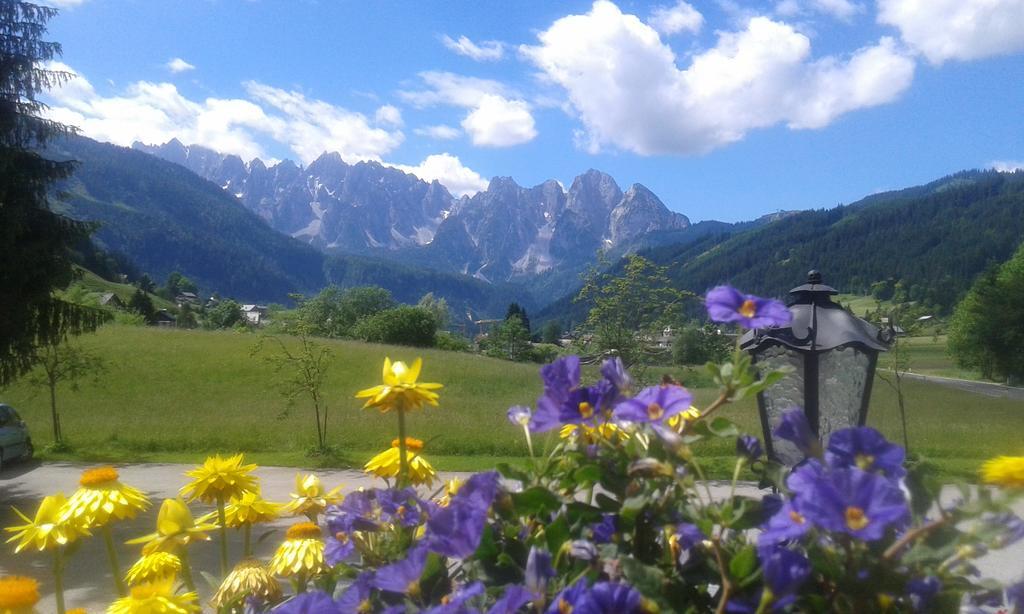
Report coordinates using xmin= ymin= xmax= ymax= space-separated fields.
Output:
xmin=137 ymin=140 xmax=691 ymax=283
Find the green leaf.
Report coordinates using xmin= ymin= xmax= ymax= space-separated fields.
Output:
xmin=708 ymin=417 xmax=739 ymax=438
xmin=729 ymin=545 xmax=757 ymax=580
xmin=496 ymin=462 xmax=531 ymax=483
xmin=511 ymin=486 xmax=561 ymax=516
xmin=573 ymin=463 xmax=602 ymax=485
xmin=545 ymin=514 xmax=570 ymax=553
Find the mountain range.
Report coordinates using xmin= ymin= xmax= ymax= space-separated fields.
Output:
xmin=133 ymin=139 xmax=690 ymax=283
xmin=49 ymin=136 xmax=1024 ymax=325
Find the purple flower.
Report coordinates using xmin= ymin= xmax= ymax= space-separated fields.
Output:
xmin=329 ymin=490 xmax=382 ymax=533
xmin=372 ymin=545 xmax=428 ymax=595
xmin=591 ymin=513 xmax=617 ymax=544
xmin=589 ymin=582 xmax=642 ymax=613
xmin=325 ymin=529 xmax=355 ymax=565
xmin=546 ymin=579 xmax=642 ymax=614
xmin=674 ymin=523 xmax=705 ymax=550
xmin=797 ymin=467 xmax=909 ymax=541
xmin=423 ymin=582 xmax=485 ymax=614
xmin=980 ymin=512 xmax=1024 ymax=548
xmin=613 ymin=384 xmax=693 ymax=423
xmin=736 ymin=435 xmax=763 ymax=460
xmin=507 ymin=405 xmax=532 ymax=427
xmin=758 ymin=501 xmax=811 ymax=549
xmin=488 ymin=585 xmax=533 ymax=614
xmin=541 ymin=355 xmax=580 ymax=396
xmin=272 ymin=590 xmax=342 ymax=614
xmin=705 ymin=286 xmax=792 ymax=329
xmin=761 ymin=546 xmax=811 ymax=607
xmin=907 ymin=576 xmax=941 ymax=612
xmin=774 ymin=408 xmax=822 ymax=460
xmin=425 ymin=471 xmax=500 ymax=558
xmin=525 ymin=546 xmax=554 ymax=596
xmin=378 ymin=488 xmax=428 ymax=528
xmin=825 ymin=427 xmax=905 ymax=479
xmin=600 ymin=357 xmax=633 ymax=393
xmin=336 ymin=573 xmax=373 ymax=613
xmin=1007 ymin=578 xmax=1024 ymax=611
xmin=761 ymin=494 xmax=784 ymax=521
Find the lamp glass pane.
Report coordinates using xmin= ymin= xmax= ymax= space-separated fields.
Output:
xmin=755 ymin=344 xmax=805 ymax=466
xmin=817 ymin=345 xmax=870 ymax=446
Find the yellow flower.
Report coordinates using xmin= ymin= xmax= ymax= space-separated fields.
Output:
xmin=124 ymin=552 xmax=181 ymax=586
xmin=0 ymin=576 xmax=39 ymax=614
xmin=198 ymin=490 xmax=281 ymax=528
xmin=980 ymin=455 xmax=1024 ymax=488
xmin=281 ymin=474 xmax=343 ymax=520
xmin=126 ymin=498 xmax=218 ymax=555
xmin=437 ymin=478 xmax=464 ymax=507
xmin=268 ymin=523 xmax=327 ymax=577
xmin=364 ymin=438 xmax=437 ymax=486
xmin=210 ymin=558 xmax=282 ymax=609
xmin=107 ymin=578 xmax=199 ymax=614
xmin=667 ymin=406 xmax=703 ymax=431
xmin=5 ymin=493 xmax=89 ymax=553
xmin=60 ymin=467 xmax=150 ymax=529
xmin=560 ymin=421 xmax=621 ymax=443
xmin=180 ymin=453 xmax=259 ymax=504
xmin=66 ymin=609 xmax=87 ymax=614
xmin=355 ymin=357 xmax=442 ymax=413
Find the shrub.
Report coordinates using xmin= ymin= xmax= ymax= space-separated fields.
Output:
xmin=351 ymin=306 xmax=437 ymax=347
xmin=434 ymin=331 xmax=471 ymax=352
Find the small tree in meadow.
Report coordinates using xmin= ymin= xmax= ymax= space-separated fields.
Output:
xmin=251 ymin=332 xmax=333 ymax=452
xmin=27 ymin=340 xmax=105 ymax=447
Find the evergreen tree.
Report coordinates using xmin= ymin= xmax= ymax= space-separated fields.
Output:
xmin=127 ymin=288 xmax=155 ymax=323
xmin=0 ymin=1 xmax=106 ymax=385
xmin=948 ymin=244 xmax=1024 ymax=383
xmin=505 ymin=303 xmax=531 ymax=334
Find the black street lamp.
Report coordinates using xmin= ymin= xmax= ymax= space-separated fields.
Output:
xmin=740 ymin=271 xmax=889 ymax=466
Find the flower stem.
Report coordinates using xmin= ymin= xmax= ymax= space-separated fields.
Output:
xmin=396 ymin=403 xmax=410 ymax=488
xmin=53 ymin=548 xmax=66 ymax=614
xmin=217 ymin=495 xmax=229 ymax=576
xmin=102 ymin=524 xmax=126 ymax=596
xmin=729 ymin=458 xmax=745 ymax=501
xmin=178 ymin=547 xmax=197 ymax=592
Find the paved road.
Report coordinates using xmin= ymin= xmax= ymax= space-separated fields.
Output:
xmin=2 ymin=462 xmax=1022 ymax=611
xmin=885 ymin=370 xmax=1024 ymax=401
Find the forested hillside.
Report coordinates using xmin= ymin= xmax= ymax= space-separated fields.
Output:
xmin=537 ymin=170 xmax=1024 ymax=327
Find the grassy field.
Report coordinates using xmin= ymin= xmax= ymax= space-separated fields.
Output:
xmin=1 ymin=325 xmax=1020 ymax=479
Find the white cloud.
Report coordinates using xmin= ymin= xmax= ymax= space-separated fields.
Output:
xmin=399 ymin=71 xmax=513 ymax=108
xmin=991 ymin=160 xmax=1024 ymax=172
xmin=648 ymin=1 xmax=704 ymax=35
xmin=878 ymin=0 xmax=1024 ymax=64
xmin=460 ymin=95 xmax=537 ymax=147
xmin=44 ymin=63 xmax=403 ymax=165
xmin=521 ymin=1 xmax=914 ymax=155
xmin=441 ymin=35 xmax=506 ymax=61
xmin=374 ymin=104 xmax=403 ymax=127
xmin=166 ymin=58 xmax=195 ymax=73
xmin=391 ymin=153 xmax=488 ymax=196
xmin=400 ymin=71 xmax=537 ymax=148
xmin=414 ymin=124 xmax=461 ymax=140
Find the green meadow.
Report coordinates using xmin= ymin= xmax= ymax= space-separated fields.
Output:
xmin=1 ymin=325 xmax=1020 ymax=479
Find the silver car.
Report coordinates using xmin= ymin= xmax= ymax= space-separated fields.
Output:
xmin=0 ymin=403 xmax=33 ymax=470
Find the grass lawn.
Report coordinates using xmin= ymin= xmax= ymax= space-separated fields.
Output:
xmin=1 ymin=325 xmax=1020 ymax=480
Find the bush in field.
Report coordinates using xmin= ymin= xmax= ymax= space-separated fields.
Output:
xmin=352 ymin=306 xmax=437 ymax=347
xmin=434 ymin=331 xmax=471 ymax=352
xmin=672 ymin=322 xmax=732 ymax=365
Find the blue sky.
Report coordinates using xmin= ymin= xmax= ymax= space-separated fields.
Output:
xmin=43 ymin=0 xmax=1024 ymax=222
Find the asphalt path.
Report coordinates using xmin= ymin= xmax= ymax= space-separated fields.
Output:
xmin=885 ymin=370 xmax=1024 ymax=401
xmin=1 ymin=462 xmax=1022 ymax=612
